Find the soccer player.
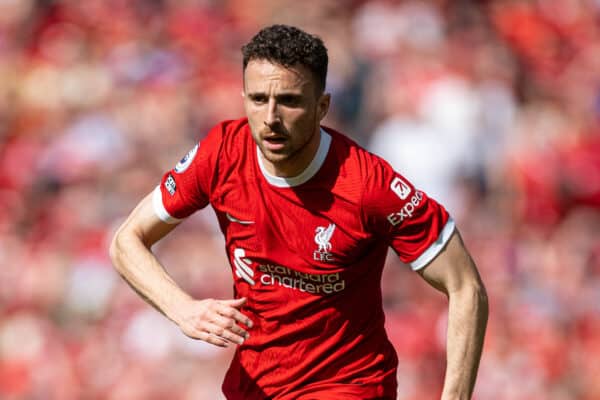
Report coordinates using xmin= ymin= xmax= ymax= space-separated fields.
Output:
xmin=110 ymin=25 xmax=488 ymax=400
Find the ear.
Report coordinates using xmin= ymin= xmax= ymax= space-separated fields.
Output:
xmin=317 ymin=93 xmax=331 ymax=121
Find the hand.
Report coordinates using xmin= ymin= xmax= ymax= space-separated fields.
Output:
xmin=175 ymin=297 xmax=253 ymax=347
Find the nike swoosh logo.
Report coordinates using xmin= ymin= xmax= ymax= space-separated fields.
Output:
xmin=226 ymin=212 xmax=254 ymax=225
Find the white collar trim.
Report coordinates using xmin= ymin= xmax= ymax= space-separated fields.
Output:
xmin=257 ymin=128 xmax=331 ymax=188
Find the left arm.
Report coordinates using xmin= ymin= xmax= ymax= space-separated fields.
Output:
xmin=418 ymin=229 xmax=488 ymax=400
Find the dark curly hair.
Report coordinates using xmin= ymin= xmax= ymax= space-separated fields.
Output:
xmin=242 ymin=24 xmax=328 ymax=93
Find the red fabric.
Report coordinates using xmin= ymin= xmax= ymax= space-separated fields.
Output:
xmin=157 ymin=118 xmax=451 ymax=399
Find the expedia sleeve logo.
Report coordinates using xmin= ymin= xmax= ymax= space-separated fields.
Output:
xmin=174 ymin=144 xmax=199 ymax=173
xmin=387 ymin=190 xmax=424 ymax=226
xmin=390 ymin=176 xmax=411 ymax=200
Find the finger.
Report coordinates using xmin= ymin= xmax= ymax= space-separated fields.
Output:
xmin=219 ymin=297 xmax=247 ymax=308
xmin=182 ymin=326 xmax=229 ymax=347
xmin=203 ymin=321 xmax=246 ymax=345
xmin=198 ymin=331 xmax=229 ymax=347
xmin=212 ymin=314 xmax=250 ymax=340
xmin=216 ymin=302 xmax=253 ymax=328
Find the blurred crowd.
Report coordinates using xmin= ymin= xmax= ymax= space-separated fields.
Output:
xmin=1 ymin=0 xmax=600 ymax=399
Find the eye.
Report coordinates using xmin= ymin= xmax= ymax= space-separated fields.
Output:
xmin=278 ymin=95 xmax=302 ymax=107
xmin=249 ymin=94 xmax=267 ymax=104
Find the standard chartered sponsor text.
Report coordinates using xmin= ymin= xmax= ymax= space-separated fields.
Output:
xmin=258 ymin=263 xmax=345 ymax=294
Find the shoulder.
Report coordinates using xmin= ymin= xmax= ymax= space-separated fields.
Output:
xmin=322 ymin=127 xmax=421 ymax=209
xmin=323 ymin=125 xmax=393 ymax=181
xmin=200 ymin=117 xmax=252 ymax=157
xmin=206 ymin=117 xmax=250 ymax=143
xmin=201 ymin=118 xmax=255 ymax=187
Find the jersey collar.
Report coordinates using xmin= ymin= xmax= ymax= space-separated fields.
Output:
xmin=257 ymin=128 xmax=331 ymax=188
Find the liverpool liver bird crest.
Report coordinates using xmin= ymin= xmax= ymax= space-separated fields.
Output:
xmin=315 ymin=224 xmax=336 ymax=253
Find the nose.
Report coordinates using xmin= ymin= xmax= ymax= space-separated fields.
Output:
xmin=264 ymin=97 xmax=280 ymax=127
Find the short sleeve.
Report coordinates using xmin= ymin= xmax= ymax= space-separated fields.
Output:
xmin=362 ymin=158 xmax=455 ymax=270
xmin=153 ymin=124 xmax=224 ymax=223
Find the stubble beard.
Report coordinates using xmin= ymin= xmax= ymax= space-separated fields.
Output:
xmin=260 ymin=130 xmax=312 ymax=163
xmin=255 ymin=112 xmax=320 ymax=176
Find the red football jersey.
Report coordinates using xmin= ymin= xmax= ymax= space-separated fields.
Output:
xmin=154 ymin=118 xmax=454 ymax=399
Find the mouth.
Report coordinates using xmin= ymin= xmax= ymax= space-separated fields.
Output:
xmin=262 ymin=135 xmax=288 ymax=151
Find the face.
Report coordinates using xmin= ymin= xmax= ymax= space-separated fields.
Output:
xmin=243 ymin=59 xmax=330 ymax=177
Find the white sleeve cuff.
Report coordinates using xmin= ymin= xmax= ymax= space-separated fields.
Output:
xmin=152 ymin=186 xmax=183 ymax=224
xmin=410 ymin=218 xmax=456 ymax=271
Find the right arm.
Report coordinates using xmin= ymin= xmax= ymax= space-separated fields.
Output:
xmin=109 ymin=191 xmax=253 ymax=347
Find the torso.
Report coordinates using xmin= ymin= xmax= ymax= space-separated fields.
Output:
xmin=211 ymin=123 xmax=397 ymax=399
xmin=156 ymin=118 xmax=452 ymax=400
